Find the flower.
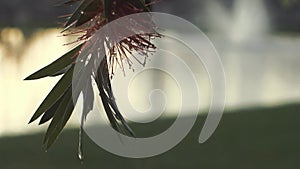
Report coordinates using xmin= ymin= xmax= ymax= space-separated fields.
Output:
xmin=63 ymin=0 xmax=162 ymax=75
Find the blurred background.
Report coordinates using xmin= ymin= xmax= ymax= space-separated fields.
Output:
xmin=0 ymin=0 xmax=300 ymax=168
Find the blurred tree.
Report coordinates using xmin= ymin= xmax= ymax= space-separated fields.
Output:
xmin=281 ymin=0 xmax=298 ymax=7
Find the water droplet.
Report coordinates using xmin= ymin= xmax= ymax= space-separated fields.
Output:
xmin=78 ymin=151 xmax=84 ymax=161
xmin=78 ymin=127 xmax=84 ymax=161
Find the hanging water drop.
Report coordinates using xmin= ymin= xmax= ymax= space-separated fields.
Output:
xmin=78 ymin=151 xmax=84 ymax=161
xmin=78 ymin=126 xmax=84 ymax=161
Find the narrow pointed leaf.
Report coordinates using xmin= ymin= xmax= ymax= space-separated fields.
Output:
xmin=49 ymin=65 xmax=72 ymax=77
xmin=103 ymin=0 xmax=112 ymax=19
xmin=39 ymin=93 xmax=65 ymax=125
xmin=82 ymin=78 xmax=94 ymax=120
xmin=29 ymin=65 xmax=75 ymax=123
xmin=94 ymin=60 xmax=120 ymax=132
xmin=64 ymin=0 xmax=94 ymax=30
xmin=64 ymin=0 xmax=82 ymax=5
xmin=44 ymin=87 xmax=75 ymax=149
xmin=43 ymin=52 xmax=95 ymax=149
xmin=98 ymin=80 xmax=120 ymax=133
xmin=44 ymin=62 xmax=90 ymax=149
xmin=25 ymin=44 xmax=82 ymax=80
xmin=100 ymin=59 xmax=135 ymax=136
xmin=95 ymin=58 xmax=135 ymax=136
xmin=75 ymin=0 xmax=102 ymax=27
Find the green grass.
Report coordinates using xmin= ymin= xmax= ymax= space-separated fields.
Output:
xmin=1 ymin=104 xmax=300 ymax=169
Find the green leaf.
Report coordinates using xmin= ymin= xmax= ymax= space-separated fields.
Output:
xmin=103 ymin=0 xmax=112 ymax=19
xmin=39 ymin=93 xmax=65 ymax=125
xmin=63 ymin=0 xmax=95 ymax=30
xmin=25 ymin=44 xmax=83 ymax=80
xmin=63 ymin=0 xmax=82 ymax=5
xmin=94 ymin=58 xmax=135 ymax=137
xmin=28 ymin=65 xmax=75 ymax=123
xmin=49 ymin=65 xmax=72 ymax=77
xmin=44 ymin=87 xmax=75 ymax=149
xmin=43 ymin=52 xmax=96 ymax=149
xmin=82 ymin=78 xmax=94 ymax=118
xmin=43 ymin=62 xmax=91 ymax=149
xmin=75 ymin=0 xmax=102 ymax=27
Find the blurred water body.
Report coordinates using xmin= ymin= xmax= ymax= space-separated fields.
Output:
xmin=1 ymin=0 xmax=300 ymax=136
xmin=0 ymin=27 xmax=299 ymax=136
xmin=0 ymin=28 xmax=75 ymax=136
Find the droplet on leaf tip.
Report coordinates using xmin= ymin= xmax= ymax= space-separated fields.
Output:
xmin=78 ymin=151 xmax=84 ymax=161
xmin=78 ymin=126 xmax=84 ymax=161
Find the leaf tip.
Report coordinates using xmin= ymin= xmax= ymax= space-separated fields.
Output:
xmin=28 ymin=118 xmax=35 ymax=124
xmin=24 ymin=75 xmax=34 ymax=81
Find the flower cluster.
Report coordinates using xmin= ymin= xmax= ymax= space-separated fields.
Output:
xmin=62 ymin=0 xmax=161 ymax=76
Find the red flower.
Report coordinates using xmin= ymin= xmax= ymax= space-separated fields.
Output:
xmin=63 ymin=0 xmax=162 ymax=76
